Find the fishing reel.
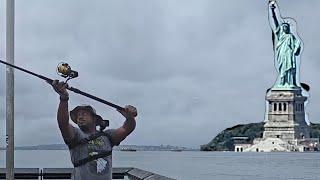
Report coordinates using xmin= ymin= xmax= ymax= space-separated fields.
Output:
xmin=57 ymin=62 xmax=78 ymax=82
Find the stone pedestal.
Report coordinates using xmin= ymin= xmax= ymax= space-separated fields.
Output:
xmin=263 ymin=88 xmax=310 ymax=143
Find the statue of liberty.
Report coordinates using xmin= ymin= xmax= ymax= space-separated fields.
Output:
xmin=268 ymin=0 xmax=302 ymax=89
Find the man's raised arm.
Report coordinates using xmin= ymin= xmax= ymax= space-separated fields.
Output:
xmin=52 ymin=80 xmax=75 ymax=143
xmin=112 ymin=105 xmax=137 ymax=145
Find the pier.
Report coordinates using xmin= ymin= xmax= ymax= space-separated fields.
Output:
xmin=0 ymin=168 xmax=175 ymax=180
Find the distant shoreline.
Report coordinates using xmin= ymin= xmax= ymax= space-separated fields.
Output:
xmin=0 ymin=144 xmax=199 ymax=151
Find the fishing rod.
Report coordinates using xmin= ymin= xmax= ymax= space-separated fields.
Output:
xmin=0 ymin=59 xmax=124 ymax=111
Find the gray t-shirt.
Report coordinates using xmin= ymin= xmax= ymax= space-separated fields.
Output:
xmin=68 ymin=127 xmax=116 ymax=180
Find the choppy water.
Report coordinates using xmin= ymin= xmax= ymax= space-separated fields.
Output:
xmin=0 ymin=150 xmax=319 ymax=180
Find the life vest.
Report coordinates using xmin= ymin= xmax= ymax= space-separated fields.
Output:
xmin=66 ymin=131 xmax=114 ymax=167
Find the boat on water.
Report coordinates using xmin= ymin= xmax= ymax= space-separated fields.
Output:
xmin=170 ymin=149 xmax=182 ymax=152
xmin=120 ymin=148 xmax=137 ymax=152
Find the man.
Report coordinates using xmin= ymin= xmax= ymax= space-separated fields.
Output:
xmin=269 ymin=0 xmax=302 ymax=88
xmin=51 ymin=80 xmax=137 ymax=180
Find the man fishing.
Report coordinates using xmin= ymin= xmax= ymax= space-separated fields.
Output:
xmin=51 ymin=80 xmax=137 ymax=180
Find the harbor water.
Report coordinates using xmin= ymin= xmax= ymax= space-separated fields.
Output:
xmin=0 ymin=150 xmax=319 ymax=180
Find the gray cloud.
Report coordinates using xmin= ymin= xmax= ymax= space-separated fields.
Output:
xmin=1 ymin=0 xmax=320 ymax=148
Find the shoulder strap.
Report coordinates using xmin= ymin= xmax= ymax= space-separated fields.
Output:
xmin=67 ymin=131 xmax=112 ymax=149
xmin=73 ymin=150 xmax=112 ymax=167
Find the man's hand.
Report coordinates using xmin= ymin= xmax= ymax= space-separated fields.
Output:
xmin=117 ymin=105 xmax=137 ymax=119
xmin=52 ymin=80 xmax=69 ymax=97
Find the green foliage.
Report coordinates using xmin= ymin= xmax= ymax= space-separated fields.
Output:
xmin=310 ymin=123 xmax=320 ymax=138
xmin=201 ymin=122 xmax=320 ymax=151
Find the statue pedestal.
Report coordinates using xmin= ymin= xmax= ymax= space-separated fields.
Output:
xmin=263 ymin=88 xmax=310 ymax=143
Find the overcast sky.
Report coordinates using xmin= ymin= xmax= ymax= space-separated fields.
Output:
xmin=0 ymin=0 xmax=320 ymax=148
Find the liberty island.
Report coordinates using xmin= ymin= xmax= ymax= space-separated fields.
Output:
xmin=202 ymin=0 xmax=319 ymax=152
xmin=235 ymin=0 xmax=318 ymax=152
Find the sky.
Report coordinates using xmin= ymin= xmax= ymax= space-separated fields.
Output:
xmin=0 ymin=0 xmax=320 ymax=148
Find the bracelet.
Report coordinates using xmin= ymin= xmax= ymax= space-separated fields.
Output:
xmin=60 ymin=95 xmax=69 ymax=101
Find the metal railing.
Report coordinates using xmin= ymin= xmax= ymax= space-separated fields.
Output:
xmin=0 ymin=168 xmax=176 ymax=180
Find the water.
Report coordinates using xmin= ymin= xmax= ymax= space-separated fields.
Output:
xmin=0 ymin=150 xmax=319 ymax=180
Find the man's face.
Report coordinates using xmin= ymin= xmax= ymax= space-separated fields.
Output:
xmin=282 ymin=24 xmax=290 ymax=34
xmin=76 ymin=109 xmax=95 ymax=130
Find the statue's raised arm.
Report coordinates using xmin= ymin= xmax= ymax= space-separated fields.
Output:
xmin=268 ymin=0 xmax=303 ymax=89
xmin=268 ymin=0 xmax=283 ymax=31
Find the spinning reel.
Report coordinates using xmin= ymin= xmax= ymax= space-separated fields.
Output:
xmin=57 ymin=62 xmax=79 ymax=82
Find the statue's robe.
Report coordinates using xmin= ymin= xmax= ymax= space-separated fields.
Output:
xmin=274 ymin=25 xmax=301 ymax=87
